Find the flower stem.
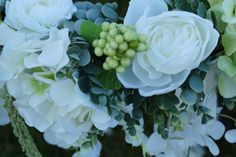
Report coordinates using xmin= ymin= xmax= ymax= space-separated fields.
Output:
xmin=218 ymin=113 xmax=236 ymax=123
xmin=4 ymin=96 xmax=42 ymax=157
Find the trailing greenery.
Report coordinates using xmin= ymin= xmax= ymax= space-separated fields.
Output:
xmin=4 ymin=96 xmax=42 ymax=157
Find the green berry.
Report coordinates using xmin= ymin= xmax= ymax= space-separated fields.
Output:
xmin=92 ymin=39 xmax=98 ymax=47
xmin=106 ymin=57 xmax=112 ymax=62
xmin=139 ymin=34 xmax=147 ymax=43
xmin=119 ymin=25 xmax=128 ymax=33
xmin=102 ymin=22 xmax=110 ymax=32
xmin=109 ymin=28 xmax=118 ymax=37
xmin=137 ymin=43 xmax=146 ymax=52
xmin=108 ymin=59 xmax=119 ymax=69
xmin=125 ymin=49 xmax=136 ymax=58
xmin=129 ymin=40 xmax=139 ymax=49
xmin=103 ymin=62 xmax=110 ymax=70
xmin=115 ymin=35 xmax=124 ymax=44
xmin=100 ymin=31 xmax=108 ymax=39
xmin=94 ymin=47 xmax=103 ymax=57
xmin=121 ymin=57 xmax=131 ymax=67
xmin=119 ymin=42 xmax=128 ymax=51
xmin=110 ymin=22 xmax=117 ymax=29
xmin=116 ymin=66 xmax=125 ymax=73
xmin=107 ymin=48 xmax=116 ymax=56
xmin=124 ymin=31 xmax=137 ymax=42
xmin=105 ymin=43 xmax=110 ymax=50
xmin=98 ymin=39 xmax=106 ymax=48
xmin=103 ymin=48 xmax=108 ymax=55
xmin=110 ymin=41 xmax=118 ymax=49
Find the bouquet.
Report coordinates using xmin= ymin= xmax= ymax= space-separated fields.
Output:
xmin=0 ymin=0 xmax=236 ymax=157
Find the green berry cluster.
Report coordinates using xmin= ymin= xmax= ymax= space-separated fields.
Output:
xmin=92 ymin=22 xmax=148 ymax=73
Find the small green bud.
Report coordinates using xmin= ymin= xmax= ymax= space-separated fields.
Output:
xmin=137 ymin=43 xmax=146 ymax=52
xmin=110 ymin=22 xmax=117 ymax=29
xmin=109 ymin=28 xmax=118 ymax=37
xmin=121 ymin=57 xmax=131 ymax=67
xmin=106 ymin=56 xmax=112 ymax=62
xmin=94 ymin=47 xmax=103 ymax=57
xmin=115 ymin=34 xmax=124 ymax=44
xmin=125 ymin=49 xmax=136 ymax=58
xmin=92 ymin=39 xmax=99 ymax=47
xmin=105 ymin=43 xmax=110 ymax=50
xmin=119 ymin=25 xmax=128 ymax=33
xmin=116 ymin=66 xmax=125 ymax=73
xmin=139 ymin=34 xmax=147 ymax=43
xmin=100 ymin=31 xmax=108 ymax=39
xmin=103 ymin=62 xmax=110 ymax=70
xmin=107 ymin=35 xmax=112 ymax=42
xmin=103 ymin=48 xmax=108 ymax=55
xmin=129 ymin=40 xmax=139 ymax=49
xmin=107 ymin=48 xmax=116 ymax=56
xmin=110 ymin=41 xmax=118 ymax=49
xmin=98 ymin=39 xmax=106 ymax=48
xmin=108 ymin=59 xmax=119 ymax=69
xmin=124 ymin=31 xmax=137 ymax=42
xmin=119 ymin=42 xmax=128 ymax=51
xmin=102 ymin=22 xmax=110 ymax=32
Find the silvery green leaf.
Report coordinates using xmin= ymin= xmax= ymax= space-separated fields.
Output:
xmin=74 ymin=2 xmax=87 ymax=9
xmin=78 ymin=50 xmax=91 ymax=66
xmin=86 ymin=9 xmax=102 ymax=21
xmin=180 ymin=89 xmax=197 ymax=105
xmin=91 ymin=87 xmax=107 ymax=95
xmin=95 ymin=3 xmax=102 ymax=9
xmin=95 ymin=17 xmax=106 ymax=25
xmin=75 ymin=9 xmax=87 ymax=19
xmin=84 ymin=1 xmax=94 ymax=9
xmin=0 ymin=0 xmax=6 ymax=6
xmin=102 ymin=5 xmax=118 ymax=20
xmin=74 ymin=19 xmax=85 ymax=35
xmin=197 ymin=2 xmax=206 ymax=18
xmin=104 ymin=2 xmax=118 ymax=9
xmin=63 ymin=21 xmax=75 ymax=32
xmin=98 ymin=95 xmax=107 ymax=106
xmin=189 ymin=75 xmax=203 ymax=93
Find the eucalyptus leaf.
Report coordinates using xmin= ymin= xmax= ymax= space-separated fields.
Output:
xmin=189 ymin=75 xmax=203 ymax=93
xmin=180 ymin=89 xmax=197 ymax=105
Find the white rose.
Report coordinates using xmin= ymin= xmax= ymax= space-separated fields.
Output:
xmin=5 ymin=0 xmax=76 ymax=33
xmin=117 ymin=0 xmax=219 ymax=96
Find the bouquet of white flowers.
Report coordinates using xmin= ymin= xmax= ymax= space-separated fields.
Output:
xmin=0 ymin=0 xmax=236 ymax=157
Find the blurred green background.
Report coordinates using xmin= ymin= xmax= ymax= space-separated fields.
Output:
xmin=0 ymin=0 xmax=236 ymax=157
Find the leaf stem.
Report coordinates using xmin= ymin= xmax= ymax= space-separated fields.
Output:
xmin=218 ymin=113 xmax=236 ymax=123
xmin=4 ymin=96 xmax=42 ymax=157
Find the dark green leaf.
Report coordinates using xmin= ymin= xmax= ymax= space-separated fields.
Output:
xmin=80 ymin=20 xmax=102 ymax=43
xmin=96 ymin=70 xmax=121 ymax=90
xmin=78 ymin=76 xmax=91 ymax=93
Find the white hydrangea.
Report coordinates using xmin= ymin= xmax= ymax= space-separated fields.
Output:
xmin=7 ymin=73 xmax=117 ymax=148
xmin=0 ymin=23 xmax=70 ymax=81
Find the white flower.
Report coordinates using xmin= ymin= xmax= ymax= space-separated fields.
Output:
xmin=118 ymin=0 xmax=219 ymax=96
xmin=7 ymin=73 xmax=117 ymax=148
xmin=72 ymin=142 xmax=102 ymax=157
xmin=0 ymin=24 xmax=70 ymax=81
xmin=146 ymin=66 xmax=225 ymax=156
xmin=225 ymin=129 xmax=236 ymax=143
xmin=4 ymin=0 xmax=76 ymax=34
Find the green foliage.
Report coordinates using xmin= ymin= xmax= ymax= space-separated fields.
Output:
xmin=80 ymin=20 xmax=102 ymax=43
xmin=189 ymin=75 xmax=204 ymax=93
xmin=96 ymin=70 xmax=121 ymax=90
xmin=4 ymin=96 xmax=42 ymax=157
xmin=166 ymin=0 xmax=209 ymax=17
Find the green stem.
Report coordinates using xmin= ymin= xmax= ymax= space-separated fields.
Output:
xmin=218 ymin=113 xmax=236 ymax=123
xmin=4 ymin=96 xmax=42 ymax=157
